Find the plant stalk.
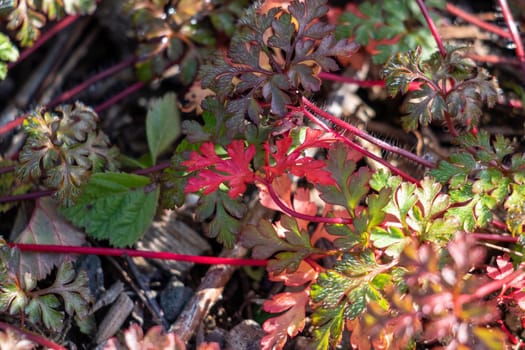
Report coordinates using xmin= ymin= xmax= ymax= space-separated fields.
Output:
xmin=445 ymin=3 xmax=512 ymax=39
xmin=7 ymin=16 xmax=80 ymax=70
xmin=0 ymin=321 xmax=66 ymax=350
xmin=416 ymin=0 xmax=446 ymax=58
xmin=497 ymin=0 xmax=525 ymax=81
xmin=302 ymin=97 xmax=436 ymax=169
xmin=10 ymin=243 xmax=268 ymax=267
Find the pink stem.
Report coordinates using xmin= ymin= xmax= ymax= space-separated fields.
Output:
xmin=8 ymin=16 xmax=80 ymax=70
xmin=10 ymin=243 xmax=268 ymax=267
xmin=416 ymin=0 xmax=446 ymax=58
xmin=458 ymin=269 xmax=525 ymax=305
xmin=491 ymin=219 xmax=508 ymax=230
xmin=0 ymin=321 xmax=66 ymax=350
xmin=0 ymin=116 xmax=25 ymax=137
xmin=258 ymin=177 xmax=352 ymax=224
xmin=94 ymin=81 xmax=145 ymax=113
xmin=466 ymin=53 xmax=520 ymax=66
xmin=497 ymin=0 xmax=525 ymax=80
xmin=471 ymin=233 xmax=517 ymax=243
xmin=302 ymin=97 xmax=435 ymax=169
xmin=49 ymin=56 xmax=139 ymax=107
xmin=445 ymin=3 xmax=512 ymax=39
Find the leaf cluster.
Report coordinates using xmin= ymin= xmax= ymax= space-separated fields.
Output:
xmin=336 ymin=0 xmax=445 ymax=63
xmin=383 ymin=47 xmax=500 ymax=131
xmin=16 ymin=102 xmax=119 ymax=206
xmin=0 ymin=0 xmax=96 ymax=47
xmin=431 ymin=131 xmax=525 ymax=233
xmin=199 ymin=0 xmax=357 ymax=132
xmin=125 ymin=0 xmax=248 ymax=84
xmin=0 ymin=243 xmax=94 ymax=335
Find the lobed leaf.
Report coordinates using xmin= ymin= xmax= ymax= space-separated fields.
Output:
xmin=261 ymin=289 xmax=309 ymax=350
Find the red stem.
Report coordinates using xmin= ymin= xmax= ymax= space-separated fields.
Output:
xmin=444 ymin=112 xmax=459 ymax=137
xmin=301 ymin=107 xmax=419 ymax=183
xmin=457 ymin=269 xmax=525 ymax=305
xmin=7 ymin=16 xmax=80 ymax=70
xmin=445 ymin=3 xmax=512 ymax=39
xmin=0 ymin=57 xmax=142 ymax=138
xmin=416 ymin=0 xmax=446 ymax=58
xmin=318 ymin=72 xmax=422 ymax=91
xmin=9 ymin=243 xmax=268 ymax=267
xmin=257 ymin=176 xmax=352 ymax=225
xmin=497 ymin=0 xmax=525 ymax=81
xmin=49 ymin=56 xmax=139 ymax=108
xmin=0 ymin=117 xmax=25 ymax=137
xmin=0 ymin=321 xmax=66 ymax=350
xmin=302 ymin=97 xmax=435 ymax=169
xmin=94 ymin=81 xmax=145 ymax=113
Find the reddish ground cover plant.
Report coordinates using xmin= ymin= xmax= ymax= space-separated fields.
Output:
xmin=1 ymin=0 xmax=525 ymax=349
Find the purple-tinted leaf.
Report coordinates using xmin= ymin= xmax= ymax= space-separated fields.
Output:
xmin=15 ymin=198 xmax=85 ymax=280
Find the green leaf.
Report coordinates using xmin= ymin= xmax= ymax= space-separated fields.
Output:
xmin=404 ymin=84 xmax=446 ymax=130
xmin=0 ymin=33 xmax=18 ymax=79
xmin=49 ymin=261 xmax=93 ymax=331
xmin=26 ymin=294 xmax=63 ymax=331
xmin=370 ymin=226 xmax=406 ymax=257
xmin=317 ymin=144 xmax=371 ymax=215
xmin=146 ymin=93 xmax=180 ymax=165
xmin=0 ymin=283 xmax=27 ymax=315
xmin=311 ymin=304 xmax=345 ymax=350
xmin=62 ymin=172 xmax=159 ymax=247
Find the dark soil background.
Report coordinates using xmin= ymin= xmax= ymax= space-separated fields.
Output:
xmin=1 ymin=1 xmax=525 ymax=349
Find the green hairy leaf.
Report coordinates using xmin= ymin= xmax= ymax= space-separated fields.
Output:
xmin=62 ymin=172 xmax=159 ymax=247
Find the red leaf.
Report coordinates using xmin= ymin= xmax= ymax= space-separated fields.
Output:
xmin=487 ymin=254 xmax=516 ymax=280
xmin=261 ymin=289 xmax=309 ymax=350
xmin=264 ymin=129 xmax=334 ymax=185
xmin=183 ymin=140 xmax=255 ymax=197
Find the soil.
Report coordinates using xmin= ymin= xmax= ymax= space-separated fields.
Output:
xmin=1 ymin=1 xmax=525 ymax=349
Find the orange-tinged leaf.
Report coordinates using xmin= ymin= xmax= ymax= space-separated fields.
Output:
xmin=257 ymin=175 xmax=292 ymax=211
xmin=269 ymin=260 xmax=318 ymax=286
xmin=15 ymin=198 xmax=85 ymax=280
xmin=261 ymin=289 xmax=309 ymax=350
